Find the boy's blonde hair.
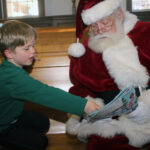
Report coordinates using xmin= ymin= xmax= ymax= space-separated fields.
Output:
xmin=0 ymin=20 xmax=36 ymax=59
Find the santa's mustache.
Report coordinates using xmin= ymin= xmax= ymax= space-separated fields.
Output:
xmin=91 ymin=33 xmax=114 ymax=40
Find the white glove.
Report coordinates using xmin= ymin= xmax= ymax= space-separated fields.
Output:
xmin=127 ymin=101 xmax=150 ymax=124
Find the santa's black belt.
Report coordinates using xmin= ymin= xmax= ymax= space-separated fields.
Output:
xmin=93 ymin=86 xmax=150 ymax=105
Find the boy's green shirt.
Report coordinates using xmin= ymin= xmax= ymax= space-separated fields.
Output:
xmin=0 ymin=60 xmax=87 ymax=132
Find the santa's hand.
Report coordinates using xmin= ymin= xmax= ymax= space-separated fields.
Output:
xmin=84 ymin=99 xmax=100 ymax=115
xmin=126 ymin=101 xmax=150 ymax=124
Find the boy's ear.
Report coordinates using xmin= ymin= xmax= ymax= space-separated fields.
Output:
xmin=4 ymin=49 xmax=13 ymax=59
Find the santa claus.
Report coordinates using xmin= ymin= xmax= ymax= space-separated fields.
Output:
xmin=66 ymin=0 xmax=150 ymax=150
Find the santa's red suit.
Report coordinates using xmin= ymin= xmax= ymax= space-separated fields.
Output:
xmin=66 ymin=11 xmax=150 ymax=150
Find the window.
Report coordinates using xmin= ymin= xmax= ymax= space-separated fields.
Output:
xmin=6 ymin=0 xmax=39 ymax=18
xmin=127 ymin=0 xmax=150 ymax=21
xmin=0 ymin=0 xmax=44 ymax=19
xmin=132 ymin=0 xmax=150 ymax=12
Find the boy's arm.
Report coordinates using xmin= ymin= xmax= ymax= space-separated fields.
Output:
xmin=8 ymin=69 xmax=88 ymax=116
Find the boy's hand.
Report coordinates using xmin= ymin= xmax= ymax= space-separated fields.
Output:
xmin=84 ymin=100 xmax=100 ymax=115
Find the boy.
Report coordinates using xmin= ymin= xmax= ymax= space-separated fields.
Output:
xmin=0 ymin=20 xmax=100 ymax=150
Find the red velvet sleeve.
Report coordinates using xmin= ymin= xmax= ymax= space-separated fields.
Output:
xmin=68 ymin=39 xmax=118 ymax=97
xmin=69 ymin=55 xmax=96 ymax=98
xmin=129 ymin=21 xmax=150 ymax=86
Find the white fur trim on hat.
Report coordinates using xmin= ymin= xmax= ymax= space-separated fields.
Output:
xmin=68 ymin=42 xmax=85 ymax=58
xmin=82 ymin=0 xmax=122 ymax=25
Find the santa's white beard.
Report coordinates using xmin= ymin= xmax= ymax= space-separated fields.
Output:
xmin=88 ymin=19 xmax=125 ymax=53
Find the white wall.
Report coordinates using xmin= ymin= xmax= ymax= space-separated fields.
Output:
xmin=44 ymin=0 xmax=127 ymax=17
xmin=121 ymin=0 xmax=127 ymax=11
xmin=45 ymin=0 xmax=73 ymax=16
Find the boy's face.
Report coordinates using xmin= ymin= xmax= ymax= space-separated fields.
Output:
xmin=5 ymin=38 xmax=36 ymax=68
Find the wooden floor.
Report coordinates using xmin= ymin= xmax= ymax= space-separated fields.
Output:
xmin=46 ymin=134 xmax=85 ymax=150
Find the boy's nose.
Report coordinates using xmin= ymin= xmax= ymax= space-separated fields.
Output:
xmin=29 ymin=47 xmax=36 ymax=55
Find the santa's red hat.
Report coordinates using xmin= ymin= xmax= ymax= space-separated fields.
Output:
xmin=68 ymin=0 xmax=122 ymax=58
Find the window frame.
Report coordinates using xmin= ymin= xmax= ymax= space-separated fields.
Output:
xmin=0 ymin=0 xmax=45 ymax=19
xmin=126 ymin=0 xmax=150 ymax=21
